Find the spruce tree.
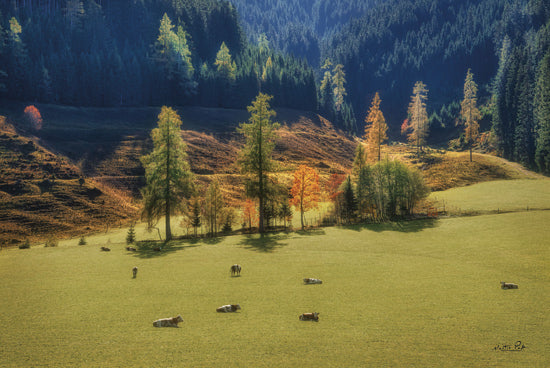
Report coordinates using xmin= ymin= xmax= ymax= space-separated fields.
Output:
xmin=126 ymin=224 xmax=136 ymax=245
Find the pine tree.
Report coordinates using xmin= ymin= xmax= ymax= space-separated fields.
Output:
xmin=141 ymin=107 xmax=194 ymax=241
xmin=237 ymin=93 xmax=280 ymax=233
xmin=364 ymin=92 xmax=388 ymax=162
xmin=460 ymin=69 xmax=482 ymax=162
xmin=407 ymin=81 xmax=429 ymax=154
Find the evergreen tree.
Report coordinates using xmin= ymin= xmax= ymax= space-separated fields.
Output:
xmin=126 ymin=223 xmax=136 ymax=245
xmin=364 ymin=92 xmax=388 ymax=162
xmin=407 ymin=81 xmax=429 ymax=154
xmin=459 ymin=69 xmax=482 ymax=162
xmin=141 ymin=107 xmax=194 ymax=241
xmin=341 ymin=175 xmax=356 ymax=224
xmin=237 ymin=93 xmax=280 ymax=233
xmin=319 ymin=59 xmax=334 ymax=117
xmin=535 ymin=50 xmax=550 ymax=174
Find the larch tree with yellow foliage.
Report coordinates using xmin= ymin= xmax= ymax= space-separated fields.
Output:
xmin=141 ymin=106 xmax=194 ymax=241
xmin=364 ymin=92 xmax=388 ymax=162
xmin=407 ymin=81 xmax=429 ymax=155
xmin=290 ymin=165 xmax=321 ymax=230
xmin=459 ymin=69 xmax=482 ymax=162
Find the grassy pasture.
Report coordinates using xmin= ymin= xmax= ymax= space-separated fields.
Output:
xmin=430 ymin=178 xmax=550 ymax=214
xmin=1 ymin=208 xmax=548 ymax=367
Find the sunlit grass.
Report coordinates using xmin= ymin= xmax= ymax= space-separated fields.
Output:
xmin=1 ymin=207 xmax=548 ymax=367
xmin=429 ymin=178 xmax=550 ymax=214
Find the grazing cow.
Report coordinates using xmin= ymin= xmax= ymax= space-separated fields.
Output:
xmin=230 ymin=264 xmax=241 ymax=276
xmin=299 ymin=312 xmax=319 ymax=322
xmin=303 ymin=278 xmax=322 ymax=285
xmin=100 ymin=246 xmax=110 ymax=252
xmin=216 ymin=304 xmax=241 ymax=313
xmin=153 ymin=315 xmax=183 ymax=327
xmin=132 ymin=266 xmax=138 ymax=278
xmin=501 ymin=282 xmax=519 ymax=289
xmin=126 ymin=246 xmax=137 ymax=251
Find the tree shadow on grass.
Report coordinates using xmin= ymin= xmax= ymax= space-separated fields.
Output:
xmin=340 ymin=218 xmax=439 ymax=233
xmin=130 ymin=239 xmax=200 ymax=259
xmin=238 ymin=232 xmax=290 ymax=253
xmin=238 ymin=229 xmax=326 ymax=252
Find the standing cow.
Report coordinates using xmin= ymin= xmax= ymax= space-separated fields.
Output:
xmin=230 ymin=264 xmax=241 ymax=276
xmin=132 ymin=266 xmax=138 ymax=278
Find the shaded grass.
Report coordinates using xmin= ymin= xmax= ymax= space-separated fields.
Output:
xmin=1 ymin=210 xmax=548 ymax=367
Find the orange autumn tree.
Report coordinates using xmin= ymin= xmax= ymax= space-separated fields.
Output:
xmin=364 ymin=92 xmax=388 ymax=162
xmin=241 ymin=199 xmax=258 ymax=230
xmin=290 ymin=165 xmax=321 ymax=230
xmin=24 ymin=105 xmax=43 ymax=130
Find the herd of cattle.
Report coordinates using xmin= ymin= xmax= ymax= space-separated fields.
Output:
xmin=147 ymin=264 xmax=323 ymax=327
xmin=103 ymin=246 xmax=519 ymax=327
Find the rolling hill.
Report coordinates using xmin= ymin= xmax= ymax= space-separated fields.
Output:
xmin=0 ymin=102 xmax=541 ymax=244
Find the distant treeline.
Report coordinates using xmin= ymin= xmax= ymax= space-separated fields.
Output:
xmin=0 ymin=0 xmax=317 ymax=110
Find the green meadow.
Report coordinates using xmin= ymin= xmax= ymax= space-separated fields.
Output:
xmin=1 ymin=180 xmax=549 ymax=367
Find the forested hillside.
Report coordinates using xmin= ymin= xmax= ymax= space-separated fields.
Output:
xmin=0 ymin=0 xmax=549 ymax=174
xmin=0 ymin=0 xmax=317 ymax=110
xmin=227 ymin=0 xmax=383 ymax=67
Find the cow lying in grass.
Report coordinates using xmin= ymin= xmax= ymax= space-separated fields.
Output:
xmin=100 ymin=246 xmax=110 ymax=252
xmin=501 ymin=282 xmax=519 ymax=289
xmin=303 ymin=278 xmax=322 ymax=284
xmin=126 ymin=246 xmax=136 ymax=251
xmin=230 ymin=264 xmax=241 ymax=276
xmin=153 ymin=315 xmax=183 ymax=327
xmin=299 ymin=312 xmax=319 ymax=322
xmin=216 ymin=304 xmax=241 ymax=313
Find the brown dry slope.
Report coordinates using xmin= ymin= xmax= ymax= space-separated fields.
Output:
xmin=0 ymin=116 xmax=138 ymax=245
xmin=0 ymin=105 xmax=356 ymax=242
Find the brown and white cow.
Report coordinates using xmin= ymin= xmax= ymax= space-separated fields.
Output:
xmin=216 ymin=304 xmax=241 ymax=313
xmin=126 ymin=246 xmax=137 ymax=251
xmin=303 ymin=278 xmax=322 ymax=285
xmin=299 ymin=312 xmax=319 ymax=322
xmin=230 ymin=264 xmax=241 ymax=276
xmin=501 ymin=282 xmax=519 ymax=289
xmin=132 ymin=266 xmax=138 ymax=278
xmin=153 ymin=315 xmax=183 ymax=327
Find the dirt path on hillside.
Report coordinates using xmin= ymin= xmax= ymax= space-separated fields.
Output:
xmin=478 ymin=153 xmax=546 ymax=179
